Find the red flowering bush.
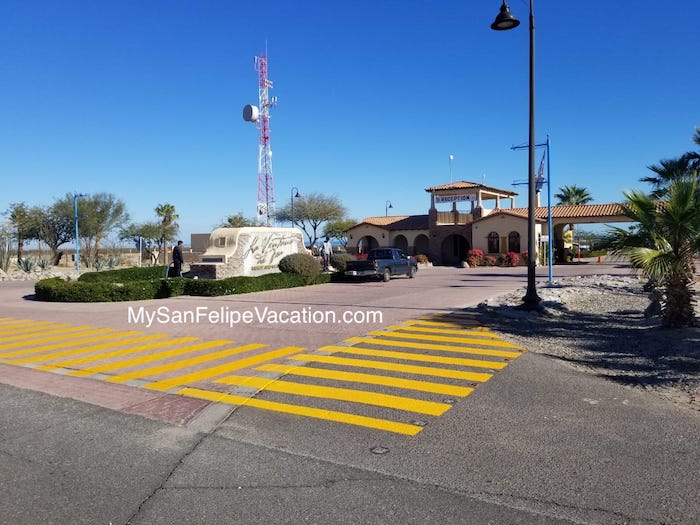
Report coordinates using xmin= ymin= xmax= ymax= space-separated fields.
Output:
xmin=466 ymin=249 xmax=483 ymax=267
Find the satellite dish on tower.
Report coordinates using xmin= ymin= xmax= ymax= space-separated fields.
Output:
xmin=243 ymin=104 xmax=259 ymax=122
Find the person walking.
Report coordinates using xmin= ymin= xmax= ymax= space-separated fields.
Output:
xmin=172 ymin=240 xmax=184 ymax=277
xmin=321 ymin=237 xmax=332 ymax=272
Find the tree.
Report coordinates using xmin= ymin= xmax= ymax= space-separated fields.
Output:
xmin=276 ymin=192 xmax=346 ymax=247
xmin=76 ymin=193 xmax=129 ymax=267
xmin=219 ymin=213 xmax=255 ymax=228
xmin=607 ymin=178 xmax=700 ymax=327
xmin=555 ymin=184 xmax=593 ymax=239
xmin=120 ymin=221 xmax=175 ymax=266
xmin=29 ymin=200 xmax=74 ymax=265
xmin=324 ymin=218 xmax=357 ymax=249
xmin=6 ymin=202 xmax=32 ymax=261
xmin=155 ymin=203 xmax=179 ymax=264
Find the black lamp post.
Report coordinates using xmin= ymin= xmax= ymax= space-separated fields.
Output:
xmin=492 ymin=0 xmax=541 ymax=309
xmin=290 ymin=187 xmax=300 ymax=226
xmin=385 ymin=200 xmax=393 ymax=217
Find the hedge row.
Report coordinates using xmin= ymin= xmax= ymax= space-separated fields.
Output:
xmin=35 ymin=272 xmax=331 ymax=303
xmin=77 ymin=266 xmax=169 ymax=282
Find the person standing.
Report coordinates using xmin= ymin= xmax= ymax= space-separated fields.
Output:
xmin=321 ymin=236 xmax=332 ymax=272
xmin=172 ymin=240 xmax=184 ymax=277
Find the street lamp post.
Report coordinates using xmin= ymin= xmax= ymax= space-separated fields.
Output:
xmin=290 ymin=187 xmax=300 ymax=227
xmin=491 ymin=0 xmax=541 ymax=309
xmin=73 ymin=192 xmax=85 ymax=273
xmin=385 ymin=200 xmax=393 ymax=217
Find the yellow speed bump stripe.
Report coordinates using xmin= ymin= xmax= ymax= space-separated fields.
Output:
xmin=290 ymin=354 xmax=492 ymax=382
xmin=104 ymin=343 xmax=267 ymax=384
xmin=69 ymin=339 xmax=235 ymax=378
xmin=256 ymin=363 xmax=474 ymax=397
xmin=366 ymin=329 xmax=521 ymax=349
xmin=405 ymin=319 xmax=496 ymax=333
xmin=215 ymin=374 xmax=452 ymax=416
xmin=392 ymin=324 xmax=506 ymax=340
xmin=145 ymin=346 xmax=305 ymax=392
xmin=345 ymin=336 xmax=521 ymax=360
xmin=177 ymin=387 xmax=423 ymax=436
xmin=6 ymin=334 xmax=171 ymax=365
xmin=35 ymin=336 xmax=200 ymax=371
xmin=0 ymin=325 xmax=99 ymax=346
xmin=0 ymin=329 xmax=133 ymax=358
xmin=0 ymin=320 xmax=63 ymax=334
xmin=325 ymin=345 xmax=507 ymax=370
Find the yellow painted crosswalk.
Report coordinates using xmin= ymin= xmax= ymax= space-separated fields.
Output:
xmin=0 ymin=315 xmax=524 ymax=435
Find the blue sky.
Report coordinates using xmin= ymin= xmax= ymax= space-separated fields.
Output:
xmin=1 ymin=0 xmax=697 ymax=241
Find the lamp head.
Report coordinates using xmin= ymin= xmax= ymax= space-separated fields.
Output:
xmin=491 ymin=1 xmax=520 ymax=31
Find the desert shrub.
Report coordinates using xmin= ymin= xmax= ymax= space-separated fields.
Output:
xmin=415 ymin=254 xmax=429 ymax=264
xmin=330 ymin=253 xmax=355 ymax=272
xmin=466 ymin=249 xmax=483 ymax=267
xmin=17 ymin=256 xmax=36 ymax=273
xmin=278 ymin=253 xmax=320 ymax=284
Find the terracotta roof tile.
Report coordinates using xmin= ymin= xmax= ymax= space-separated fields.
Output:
xmin=352 ymin=215 xmax=430 ymax=230
xmin=424 ymin=180 xmax=518 ymax=196
xmin=509 ymin=203 xmax=626 ymax=219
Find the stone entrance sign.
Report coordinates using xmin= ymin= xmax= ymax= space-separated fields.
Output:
xmin=189 ymin=227 xmax=308 ymax=279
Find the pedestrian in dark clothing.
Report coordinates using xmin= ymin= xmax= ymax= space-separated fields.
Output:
xmin=172 ymin=240 xmax=184 ymax=277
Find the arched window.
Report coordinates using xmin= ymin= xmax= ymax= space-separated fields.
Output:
xmin=508 ymin=231 xmax=521 ymax=253
xmin=487 ymin=232 xmax=500 ymax=254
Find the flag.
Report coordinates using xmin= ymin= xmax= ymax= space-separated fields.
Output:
xmin=535 ymin=150 xmax=546 ymax=193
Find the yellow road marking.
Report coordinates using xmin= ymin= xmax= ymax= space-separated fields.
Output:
xmin=256 ymin=363 xmax=474 ymax=397
xmin=405 ymin=319 xmax=494 ymax=332
xmin=36 ymin=336 xmax=200 ymax=371
xmin=366 ymin=330 xmax=521 ymax=349
xmin=178 ymin=387 xmax=423 ymax=435
xmin=346 ymin=336 xmax=521 ymax=359
xmin=69 ymin=339 xmax=233 ymax=377
xmin=104 ymin=343 xmax=267 ymax=384
xmin=7 ymin=334 xmax=171 ymax=365
xmin=0 ymin=320 xmax=61 ymax=333
xmin=390 ymin=324 xmax=504 ymax=340
xmin=216 ymin=374 xmax=452 ymax=416
xmin=290 ymin=354 xmax=492 ymax=382
xmin=145 ymin=346 xmax=304 ymax=392
xmin=328 ymin=345 xmax=508 ymax=370
xmin=0 ymin=325 xmax=98 ymax=346
xmin=0 ymin=329 xmax=128 ymax=358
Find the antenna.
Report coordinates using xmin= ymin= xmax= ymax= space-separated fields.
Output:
xmin=243 ymin=52 xmax=277 ymax=226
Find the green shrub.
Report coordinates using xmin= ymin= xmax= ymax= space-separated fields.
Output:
xmin=78 ymin=266 xmax=167 ymax=282
xmin=330 ymin=253 xmax=355 ymax=272
xmin=278 ymin=253 xmax=320 ymax=284
xmin=36 ymin=269 xmax=332 ymax=303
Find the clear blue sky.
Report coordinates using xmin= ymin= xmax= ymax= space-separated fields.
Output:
xmin=1 ymin=1 xmax=697 ymax=242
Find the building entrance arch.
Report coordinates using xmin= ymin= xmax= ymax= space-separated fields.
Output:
xmin=440 ymin=234 xmax=469 ymax=266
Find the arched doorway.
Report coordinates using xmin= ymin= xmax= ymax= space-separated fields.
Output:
xmin=358 ymin=235 xmax=379 ymax=255
xmin=414 ymin=234 xmax=429 ymax=256
xmin=440 ymin=234 xmax=469 ymax=266
xmin=393 ymin=235 xmax=408 ymax=252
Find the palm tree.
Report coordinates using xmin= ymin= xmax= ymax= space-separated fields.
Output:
xmin=554 ymin=184 xmax=593 ymax=240
xmin=607 ymin=178 xmax=699 ymax=327
xmin=155 ymin=203 xmax=179 ymax=265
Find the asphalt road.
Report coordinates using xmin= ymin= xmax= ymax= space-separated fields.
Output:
xmin=0 ymin=262 xmax=698 ymax=525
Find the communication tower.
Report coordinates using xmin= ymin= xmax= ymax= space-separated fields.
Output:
xmin=243 ymin=55 xmax=277 ymax=225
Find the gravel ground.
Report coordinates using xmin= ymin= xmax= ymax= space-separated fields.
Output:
xmin=472 ymin=275 xmax=700 ymax=412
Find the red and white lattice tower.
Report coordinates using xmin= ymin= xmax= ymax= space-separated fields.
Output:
xmin=243 ymin=55 xmax=277 ymax=226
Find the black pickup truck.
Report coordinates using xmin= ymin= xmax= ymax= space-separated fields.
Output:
xmin=345 ymin=248 xmax=418 ymax=282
